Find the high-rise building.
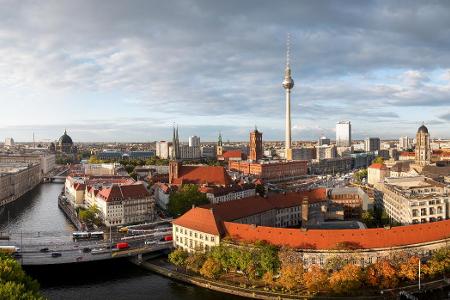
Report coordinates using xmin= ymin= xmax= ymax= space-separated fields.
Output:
xmin=318 ymin=136 xmax=330 ymax=146
xmin=189 ymin=136 xmax=200 ymax=147
xmin=282 ymin=35 xmax=294 ymax=161
xmin=249 ymin=128 xmax=263 ymax=161
xmin=336 ymin=121 xmax=351 ymax=147
xmin=365 ymin=137 xmax=381 ymax=152
xmin=398 ymin=136 xmax=411 ymax=150
xmin=415 ymin=124 xmax=431 ymax=166
xmin=156 ymin=141 xmax=170 ymax=159
xmin=4 ymin=137 xmax=14 ymax=147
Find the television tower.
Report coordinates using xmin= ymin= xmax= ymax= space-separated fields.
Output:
xmin=282 ymin=34 xmax=294 ymax=160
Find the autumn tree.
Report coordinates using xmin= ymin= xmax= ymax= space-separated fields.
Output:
xmin=185 ymin=252 xmax=206 ymax=273
xmin=423 ymin=247 xmax=450 ymax=278
xmin=262 ymin=271 xmax=275 ymax=287
xmin=200 ymin=257 xmax=222 ymax=279
xmin=366 ymin=259 xmax=399 ymax=289
xmin=168 ymin=248 xmax=189 ymax=269
xmin=278 ymin=263 xmax=304 ymax=291
xmin=329 ymin=264 xmax=363 ymax=295
xmin=303 ymin=265 xmax=329 ymax=294
xmin=398 ymin=256 xmax=420 ymax=282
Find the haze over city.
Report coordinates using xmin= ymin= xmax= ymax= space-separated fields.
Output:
xmin=1 ymin=0 xmax=450 ymax=142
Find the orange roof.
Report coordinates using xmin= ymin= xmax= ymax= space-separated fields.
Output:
xmin=172 ymin=207 xmax=224 ymax=236
xmin=369 ymin=163 xmax=387 ymax=170
xmin=98 ymin=183 xmax=149 ymax=202
xmin=223 ymin=219 xmax=450 ymax=250
xmin=400 ymin=152 xmax=415 ymax=157
xmin=222 ymin=150 xmax=243 ymax=159
xmin=201 ymin=189 xmax=327 ymax=221
xmin=172 ymin=165 xmax=232 ymax=186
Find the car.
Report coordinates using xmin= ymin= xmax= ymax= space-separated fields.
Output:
xmin=91 ymin=248 xmax=108 ymax=254
xmin=144 ymin=240 xmax=156 ymax=245
xmin=82 ymin=247 xmax=91 ymax=253
xmin=40 ymin=247 xmax=49 ymax=252
xmin=51 ymin=252 xmax=62 ymax=258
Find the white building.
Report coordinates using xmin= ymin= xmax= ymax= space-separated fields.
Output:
xmin=0 ymin=152 xmax=55 ymax=176
xmin=92 ymin=183 xmax=155 ymax=226
xmin=399 ymin=136 xmax=411 ymax=151
xmin=189 ymin=136 xmax=200 ymax=147
xmin=201 ymin=145 xmax=216 ymax=159
xmin=374 ymin=176 xmax=449 ymax=224
xmin=367 ymin=163 xmax=389 ymax=185
xmin=336 ymin=121 xmax=351 ymax=147
xmin=4 ymin=137 xmax=14 ymax=147
xmin=156 ymin=141 xmax=171 ymax=159
xmin=316 ymin=145 xmax=336 ymax=160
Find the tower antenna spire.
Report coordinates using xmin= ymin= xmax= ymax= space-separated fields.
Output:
xmin=286 ymin=33 xmax=291 ymax=68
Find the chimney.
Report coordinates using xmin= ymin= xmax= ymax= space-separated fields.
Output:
xmin=192 ymin=204 xmax=195 ymax=209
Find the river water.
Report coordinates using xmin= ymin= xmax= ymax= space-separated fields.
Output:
xmin=0 ymin=184 xmax=244 ymax=300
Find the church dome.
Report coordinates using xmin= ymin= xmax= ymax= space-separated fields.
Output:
xmin=417 ymin=124 xmax=428 ymax=134
xmin=59 ymin=129 xmax=73 ymax=144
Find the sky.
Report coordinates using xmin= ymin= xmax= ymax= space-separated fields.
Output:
xmin=0 ymin=0 xmax=449 ymax=143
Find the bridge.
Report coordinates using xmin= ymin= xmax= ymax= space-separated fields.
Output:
xmin=0 ymin=230 xmax=173 ymax=266
xmin=43 ymin=167 xmax=70 ymax=183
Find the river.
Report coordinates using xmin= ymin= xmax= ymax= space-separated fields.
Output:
xmin=0 ymin=183 xmax=244 ymax=300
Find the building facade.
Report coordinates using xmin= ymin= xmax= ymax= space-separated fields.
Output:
xmin=415 ymin=124 xmax=431 ymax=166
xmin=336 ymin=121 xmax=351 ymax=147
xmin=229 ymin=160 xmax=308 ymax=181
xmin=365 ymin=137 xmax=381 ymax=152
xmin=0 ymin=163 xmax=41 ymax=207
xmin=249 ymin=129 xmax=263 ymax=161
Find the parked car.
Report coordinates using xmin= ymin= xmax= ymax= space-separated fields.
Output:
xmin=82 ymin=247 xmax=91 ymax=253
xmin=40 ymin=248 xmax=49 ymax=253
xmin=51 ymin=252 xmax=62 ymax=258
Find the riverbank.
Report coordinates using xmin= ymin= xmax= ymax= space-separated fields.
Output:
xmin=134 ymin=258 xmax=390 ymax=300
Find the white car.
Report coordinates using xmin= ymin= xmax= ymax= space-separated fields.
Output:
xmin=144 ymin=240 xmax=156 ymax=245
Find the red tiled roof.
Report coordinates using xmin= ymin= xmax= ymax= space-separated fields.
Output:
xmin=172 ymin=207 xmax=224 ymax=236
xmin=223 ymin=219 xmax=450 ymax=250
xmin=400 ymin=152 xmax=415 ymax=157
xmin=97 ymin=183 xmax=150 ymax=202
xmin=368 ymin=163 xmax=387 ymax=170
xmin=222 ymin=150 xmax=243 ymax=159
xmin=172 ymin=166 xmax=232 ymax=186
xmin=201 ymin=189 xmax=327 ymax=221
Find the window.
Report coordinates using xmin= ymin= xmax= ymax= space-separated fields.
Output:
xmin=211 ymin=236 xmax=215 ymax=242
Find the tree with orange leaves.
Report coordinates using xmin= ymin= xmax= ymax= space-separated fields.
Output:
xmin=278 ymin=263 xmax=303 ymax=291
xmin=366 ymin=259 xmax=399 ymax=289
xmin=303 ymin=265 xmax=329 ymax=294
xmin=398 ymin=256 xmax=419 ymax=282
xmin=329 ymin=264 xmax=363 ymax=295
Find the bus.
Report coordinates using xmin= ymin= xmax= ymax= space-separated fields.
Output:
xmin=0 ymin=246 xmax=20 ymax=254
xmin=72 ymin=231 xmax=104 ymax=241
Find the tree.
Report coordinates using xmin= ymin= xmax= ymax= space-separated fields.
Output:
xmin=423 ymin=247 xmax=450 ymax=278
xmin=78 ymin=205 xmax=102 ymax=226
xmin=303 ymin=265 xmax=329 ymax=294
xmin=329 ymin=264 xmax=362 ymax=295
xmin=278 ymin=263 xmax=303 ymax=291
xmin=366 ymin=260 xmax=399 ymax=289
xmin=257 ymin=242 xmax=280 ymax=275
xmin=353 ymin=169 xmax=368 ymax=183
xmin=372 ymin=156 xmax=384 ymax=164
xmin=361 ymin=210 xmax=375 ymax=227
xmin=0 ymin=254 xmax=43 ymax=299
xmin=200 ymin=257 xmax=222 ymax=279
xmin=185 ymin=252 xmax=206 ymax=273
xmin=168 ymin=184 xmax=209 ymax=216
xmin=168 ymin=248 xmax=189 ymax=269
xmin=262 ymin=271 xmax=275 ymax=287
xmin=88 ymin=155 xmax=104 ymax=164
xmin=255 ymin=184 xmax=265 ymax=197
xmin=398 ymin=256 xmax=420 ymax=282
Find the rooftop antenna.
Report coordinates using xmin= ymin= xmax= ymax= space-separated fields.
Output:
xmin=286 ymin=33 xmax=291 ymax=68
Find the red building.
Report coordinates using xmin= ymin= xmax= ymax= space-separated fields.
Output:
xmin=229 ymin=160 xmax=307 ymax=181
xmin=249 ymin=128 xmax=263 ymax=161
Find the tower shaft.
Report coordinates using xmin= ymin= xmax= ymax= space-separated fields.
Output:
xmin=285 ymin=88 xmax=291 ymax=159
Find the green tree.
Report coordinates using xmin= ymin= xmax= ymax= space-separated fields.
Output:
xmin=185 ymin=252 xmax=207 ymax=273
xmin=78 ymin=205 xmax=102 ymax=226
xmin=257 ymin=242 xmax=280 ymax=275
xmin=168 ymin=248 xmax=189 ymax=269
xmin=88 ymin=155 xmax=104 ymax=164
xmin=168 ymin=184 xmax=209 ymax=216
xmin=361 ymin=210 xmax=375 ymax=227
xmin=255 ymin=184 xmax=265 ymax=197
xmin=353 ymin=169 xmax=368 ymax=183
xmin=372 ymin=156 xmax=384 ymax=164
xmin=0 ymin=254 xmax=43 ymax=299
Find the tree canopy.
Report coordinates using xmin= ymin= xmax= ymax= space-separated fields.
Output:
xmin=167 ymin=184 xmax=209 ymax=216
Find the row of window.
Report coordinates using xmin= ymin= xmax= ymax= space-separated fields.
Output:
xmin=174 ymin=226 xmax=215 ymax=242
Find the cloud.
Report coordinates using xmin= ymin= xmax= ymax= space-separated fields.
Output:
xmin=0 ymin=1 xmax=450 ymax=141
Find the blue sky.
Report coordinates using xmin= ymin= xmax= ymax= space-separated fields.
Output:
xmin=0 ymin=0 xmax=449 ymax=142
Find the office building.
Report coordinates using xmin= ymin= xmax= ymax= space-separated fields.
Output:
xmin=156 ymin=141 xmax=171 ymax=159
xmin=4 ymin=137 xmax=14 ymax=147
xmin=399 ymin=136 xmax=411 ymax=150
xmin=336 ymin=121 xmax=351 ymax=147
xmin=365 ymin=137 xmax=380 ymax=152
xmin=188 ymin=136 xmax=200 ymax=147
xmin=318 ymin=136 xmax=331 ymax=146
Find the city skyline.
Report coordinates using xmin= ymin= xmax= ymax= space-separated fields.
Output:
xmin=1 ymin=1 xmax=450 ymax=142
